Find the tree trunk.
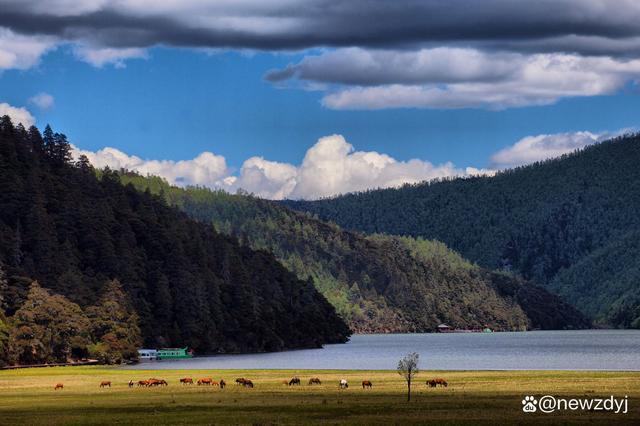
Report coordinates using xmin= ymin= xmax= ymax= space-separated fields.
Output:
xmin=407 ymin=378 xmax=411 ymax=402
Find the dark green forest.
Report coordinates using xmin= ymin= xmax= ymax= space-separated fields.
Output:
xmin=120 ymin=173 xmax=587 ymax=333
xmin=0 ymin=117 xmax=349 ymax=366
xmin=285 ymin=134 xmax=640 ymax=328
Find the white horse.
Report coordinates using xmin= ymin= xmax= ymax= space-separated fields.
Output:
xmin=339 ymin=379 xmax=348 ymax=389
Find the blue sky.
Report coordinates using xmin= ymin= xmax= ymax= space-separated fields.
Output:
xmin=4 ymin=47 xmax=639 ymax=169
xmin=1 ymin=1 xmax=640 ymax=199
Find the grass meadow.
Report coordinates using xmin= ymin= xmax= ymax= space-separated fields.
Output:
xmin=0 ymin=367 xmax=638 ymax=424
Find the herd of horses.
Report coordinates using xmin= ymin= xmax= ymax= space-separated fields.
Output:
xmin=53 ymin=376 xmax=449 ymax=390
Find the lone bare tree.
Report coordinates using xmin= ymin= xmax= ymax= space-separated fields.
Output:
xmin=397 ymin=352 xmax=420 ymax=402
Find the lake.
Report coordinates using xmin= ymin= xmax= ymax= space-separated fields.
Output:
xmin=123 ymin=330 xmax=640 ymax=371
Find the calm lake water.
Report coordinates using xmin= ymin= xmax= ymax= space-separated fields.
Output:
xmin=124 ymin=330 xmax=640 ymax=371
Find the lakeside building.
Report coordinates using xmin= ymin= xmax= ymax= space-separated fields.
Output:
xmin=137 ymin=347 xmax=193 ymax=361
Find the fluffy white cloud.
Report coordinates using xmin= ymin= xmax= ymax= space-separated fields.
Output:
xmin=71 ymin=145 xmax=230 ymax=187
xmin=0 ymin=27 xmax=56 ymax=70
xmin=0 ymin=103 xmax=36 ymax=127
xmin=287 ymin=135 xmax=460 ymax=199
xmin=233 ymin=157 xmax=298 ymax=200
xmin=28 ymin=92 xmax=55 ymax=110
xmin=275 ymin=49 xmax=640 ymax=110
xmin=72 ymin=45 xmax=148 ymax=68
xmin=70 ymin=130 xmax=626 ymax=200
xmin=490 ymin=130 xmax=630 ymax=169
xmin=71 ymin=134 xmax=467 ymax=200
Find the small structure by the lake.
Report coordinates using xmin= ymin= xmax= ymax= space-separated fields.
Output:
xmin=157 ymin=347 xmax=193 ymax=360
xmin=437 ymin=324 xmax=452 ymax=332
xmin=137 ymin=347 xmax=193 ymax=361
xmin=437 ymin=324 xmax=493 ymax=333
xmin=137 ymin=349 xmax=158 ymax=361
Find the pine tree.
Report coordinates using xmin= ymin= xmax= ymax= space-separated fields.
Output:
xmin=85 ymin=280 xmax=142 ymax=363
xmin=42 ymin=124 xmax=54 ymax=159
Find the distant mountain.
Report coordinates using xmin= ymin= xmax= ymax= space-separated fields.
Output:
xmin=121 ymin=173 xmax=587 ymax=332
xmin=284 ymin=133 xmax=640 ymax=328
xmin=0 ymin=117 xmax=349 ymax=365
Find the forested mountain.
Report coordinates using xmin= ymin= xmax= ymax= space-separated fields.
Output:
xmin=285 ymin=133 xmax=640 ymax=328
xmin=0 ymin=117 xmax=349 ymax=366
xmin=121 ymin=173 xmax=587 ymax=333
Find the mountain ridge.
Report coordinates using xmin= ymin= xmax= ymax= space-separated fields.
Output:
xmin=120 ymin=172 xmax=588 ymax=332
xmin=284 ymin=133 xmax=640 ymax=328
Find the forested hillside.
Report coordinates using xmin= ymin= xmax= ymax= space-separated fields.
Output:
xmin=285 ymin=134 xmax=640 ymax=328
xmin=0 ymin=117 xmax=349 ymax=366
xmin=121 ymin=173 xmax=588 ymax=333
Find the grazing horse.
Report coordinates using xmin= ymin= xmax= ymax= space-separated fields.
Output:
xmin=198 ymin=378 xmax=213 ymax=386
xmin=54 ymin=383 xmax=64 ymax=390
xmin=180 ymin=378 xmax=194 ymax=385
xmin=220 ymin=379 xmax=226 ymax=389
xmin=99 ymin=381 xmax=111 ymax=388
xmin=362 ymin=380 xmax=372 ymax=389
xmin=339 ymin=379 xmax=348 ymax=389
xmin=128 ymin=380 xmax=134 ymax=388
xmin=288 ymin=377 xmax=301 ymax=386
xmin=308 ymin=378 xmax=321 ymax=385
xmin=427 ymin=378 xmax=448 ymax=388
xmin=137 ymin=380 xmax=149 ymax=387
xmin=235 ymin=378 xmax=247 ymax=385
xmin=243 ymin=379 xmax=254 ymax=388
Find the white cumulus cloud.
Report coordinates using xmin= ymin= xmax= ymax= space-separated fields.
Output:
xmin=71 ymin=145 xmax=230 ymax=187
xmin=28 ymin=92 xmax=55 ymax=110
xmin=0 ymin=103 xmax=36 ymax=127
xmin=308 ymin=50 xmax=640 ymax=110
xmin=72 ymin=45 xmax=148 ymax=68
xmin=70 ymin=134 xmax=467 ymax=200
xmin=490 ymin=129 xmax=631 ymax=169
xmin=71 ymin=130 xmax=627 ymax=200
xmin=0 ymin=27 xmax=56 ymax=70
xmin=287 ymin=135 xmax=460 ymax=199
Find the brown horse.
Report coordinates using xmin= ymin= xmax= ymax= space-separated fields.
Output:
xmin=427 ymin=378 xmax=448 ymax=387
xmin=147 ymin=378 xmax=167 ymax=387
xmin=235 ymin=378 xmax=247 ymax=385
xmin=99 ymin=381 xmax=111 ymax=388
xmin=54 ymin=383 xmax=64 ymax=390
xmin=180 ymin=378 xmax=194 ymax=385
xmin=137 ymin=380 xmax=149 ymax=387
xmin=198 ymin=378 xmax=213 ymax=386
xmin=288 ymin=377 xmax=301 ymax=386
xmin=362 ymin=380 xmax=373 ymax=389
xmin=281 ymin=380 xmax=289 ymax=385
xmin=243 ymin=379 xmax=254 ymax=388
xmin=308 ymin=378 xmax=321 ymax=385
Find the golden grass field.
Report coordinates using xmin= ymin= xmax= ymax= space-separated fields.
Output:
xmin=0 ymin=367 xmax=638 ymax=425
